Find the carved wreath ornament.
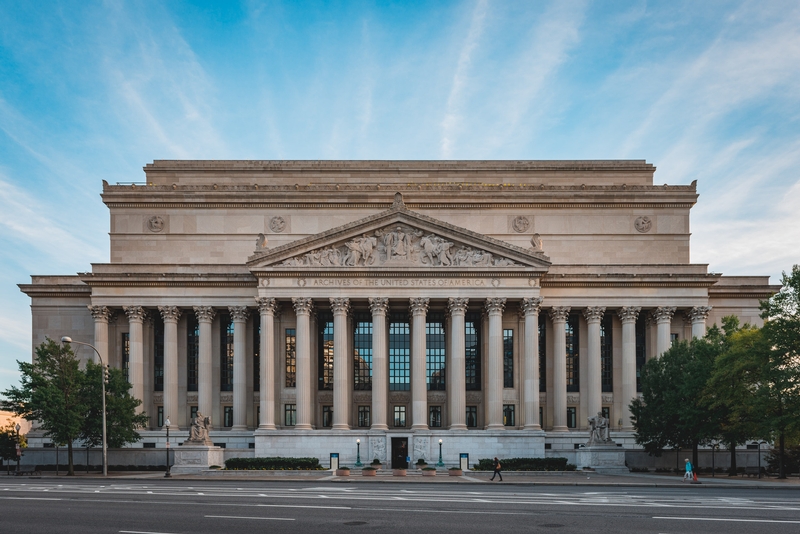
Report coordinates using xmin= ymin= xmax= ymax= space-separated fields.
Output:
xmin=147 ymin=216 xmax=165 ymax=233
xmin=634 ymin=216 xmax=652 ymax=233
xmin=281 ymin=224 xmax=516 ymax=268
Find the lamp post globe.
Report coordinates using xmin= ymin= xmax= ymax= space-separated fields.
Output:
xmin=436 ymin=438 xmax=444 ymax=467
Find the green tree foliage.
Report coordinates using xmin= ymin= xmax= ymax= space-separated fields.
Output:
xmin=0 ymin=423 xmax=23 ymax=471
xmin=1 ymin=338 xmax=86 ymax=475
xmin=80 ymin=362 xmax=149 ymax=448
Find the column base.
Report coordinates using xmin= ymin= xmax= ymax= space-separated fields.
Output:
xmin=258 ymin=424 xmax=277 ymax=430
xmin=550 ymin=426 xmax=569 ymax=432
xmin=411 ymin=424 xmax=429 ymax=430
xmin=370 ymin=424 xmax=389 ymax=431
xmin=294 ymin=424 xmax=313 ymax=430
xmin=448 ymin=424 xmax=468 ymax=431
xmin=523 ymin=424 xmax=542 ymax=431
xmin=485 ymin=424 xmax=504 ymax=430
xmin=332 ymin=424 xmax=351 ymax=430
xmin=231 ymin=425 xmax=248 ymax=431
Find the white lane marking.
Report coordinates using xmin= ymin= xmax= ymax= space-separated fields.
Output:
xmin=0 ymin=497 xmax=62 ymax=501
xmin=205 ymin=515 xmax=294 ymax=521
xmin=258 ymin=504 xmax=350 ymax=510
xmin=654 ymin=517 xmax=800 ymax=524
xmin=120 ymin=531 xmax=178 ymax=534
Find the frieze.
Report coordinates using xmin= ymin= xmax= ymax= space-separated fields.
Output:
xmin=427 ymin=392 xmax=446 ymax=403
xmin=220 ymin=394 xmax=233 ymax=403
xmin=186 ymin=394 xmax=198 ymax=403
xmin=153 ymin=394 xmax=163 ymax=404
xmin=466 ymin=392 xmax=483 ymax=404
xmin=602 ymin=395 xmax=613 ymax=403
xmin=317 ymin=392 xmax=333 ymax=403
xmin=567 ymin=395 xmax=580 ymax=404
xmin=353 ymin=392 xmax=372 ymax=403
xmin=389 ymin=392 xmax=410 ymax=403
xmin=309 ymin=278 xmax=493 ymax=288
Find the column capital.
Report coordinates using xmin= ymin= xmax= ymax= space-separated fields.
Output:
xmin=485 ymin=297 xmax=506 ymax=315
xmin=583 ymin=306 xmax=606 ymax=323
xmin=88 ymin=305 xmax=113 ymax=323
xmin=292 ymin=297 xmax=314 ymax=316
xmin=368 ymin=297 xmax=389 ymax=316
xmin=255 ymin=297 xmax=279 ymax=315
xmin=653 ymin=306 xmax=676 ymax=324
xmin=617 ymin=306 xmax=641 ymax=324
xmin=123 ymin=306 xmax=148 ymax=323
xmin=520 ymin=297 xmax=543 ymax=316
xmin=548 ymin=306 xmax=571 ymax=323
xmin=409 ymin=297 xmax=429 ymax=316
xmin=329 ymin=297 xmax=351 ymax=315
xmin=158 ymin=306 xmax=182 ymax=323
xmin=193 ymin=306 xmax=216 ymax=323
xmin=228 ymin=306 xmax=250 ymax=322
xmin=688 ymin=306 xmax=712 ymax=323
xmin=447 ymin=297 xmax=469 ymax=315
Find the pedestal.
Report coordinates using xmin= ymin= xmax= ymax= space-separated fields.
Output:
xmin=576 ymin=444 xmax=628 ymax=474
xmin=171 ymin=445 xmax=225 ymax=474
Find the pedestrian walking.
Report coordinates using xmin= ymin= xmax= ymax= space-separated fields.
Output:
xmin=683 ymin=458 xmax=693 ymax=482
xmin=490 ymin=457 xmax=503 ymax=481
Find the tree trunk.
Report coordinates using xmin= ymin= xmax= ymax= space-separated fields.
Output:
xmin=779 ymin=433 xmax=786 ymax=479
xmin=67 ymin=442 xmax=74 ymax=476
xmin=728 ymin=443 xmax=737 ymax=476
xmin=692 ymin=442 xmax=699 ymax=471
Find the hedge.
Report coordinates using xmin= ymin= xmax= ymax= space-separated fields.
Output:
xmin=473 ymin=457 xmax=575 ymax=471
xmin=224 ymin=457 xmax=324 ymax=470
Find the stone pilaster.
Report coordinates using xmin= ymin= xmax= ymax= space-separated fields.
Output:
xmin=330 ymin=297 xmax=351 ymax=430
xmin=256 ymin=298 xmax=279 ymax=429
xmin=88 ymin=305 xmax=112 ymax=368
xmin=292 ymin=298 xmax=314 ymax=429
xmin=193 ymin=306 xmax=215 ymax=419
xmin=549 ymin=306 xmax=571 ymax=432
xmin=447 ymin=297 xmax=469 ymax=430
xmin=654 ymin=306 xmax=676 ymax=358
xmin=688 ymin=306 xmax=712 ymax=339
xmin=369 ymin=298 xmax=389 ymax=430
xmin=618 ymin=306 xmax=641 ymax=431
xmin=123 ymin=306 xmax=148 ymax=412
xmin=583 ymin=306 xmax=606 ymax=422
xmin=229 ymin=306 xmax=249 ymax=430
xmin=158 ymin=306 xmax=181 ymax=429
xmin=485 ymin=297 xmax=506 ymax=430
xmin=409 ymin=297 xmax=429 ymax=430
xmin=521 ymin=297 xmax=543 ymax=429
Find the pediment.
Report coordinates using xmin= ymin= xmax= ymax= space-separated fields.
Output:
xmin=247 ymin=193 xmax=550 ymax=272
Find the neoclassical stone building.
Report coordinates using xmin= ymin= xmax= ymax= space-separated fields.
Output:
xmin=20 ymin=160 xmax=776 ymax=466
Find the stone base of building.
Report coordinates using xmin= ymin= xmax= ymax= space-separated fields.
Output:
xmin=171 ymin=445 xmax=225 ymax=474
xmin=576 ymin=444 xmax=628 ymax=474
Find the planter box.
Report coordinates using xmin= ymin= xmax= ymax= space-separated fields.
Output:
xmin=422 ymin=470 xmax=436 ymax=477
xmin=392 ymin=469 xmax=407 ymax=476
xmin=448 ymin=469 xmax=463 ymax=476
xmin=335 ymin=469 xmax=351 ymax=476
xmin=362 ymin=469 xmax=377 ymax=477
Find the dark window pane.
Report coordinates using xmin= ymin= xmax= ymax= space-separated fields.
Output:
xmin=636 ymin=315 xmax=647 ymax=392
xmin=389 ymin=312 xmax=410 ymax=391
xmin=318 ymin=312 xmax=333 ymax=391
xmin=220 ymin=314 xmax=233 ymax=392
xmin=121 ymin=333 xmax=130 ymax=383
xmin=503 ymin=329 xmax=514 ymax=388
xmin=503 ymin=404 xmax=515 ymax=426
xmin=566 ymin=314 xmax=579 ymax=393
xmin=322 ymin=406 xmax=333 ymax=428
xmin=285 ymin=328 xmax=296 ymax=387
xmin=429 ymin=406 xmax=442 ymax=427
xmin=353 ymin=312 xmax=373 ymax=390
xmin=358 ymin=406 xmax=370 ymax=427
xmin=187 ymin=315 xmax=199 ymax=392
xmin=466 ymin=406 xmax=478 ymax=428
xmin=539 ymin=320 xmax=546 ymax=392
xmin=253 ymin=317 xmax=260 ymax=392
xmin=601 ymin=315 xmax=613 ymax=393
xmin=153 ymin=314 xmax=164 ymax=392
xmin=427 ymin=313 xmax=446 ymax=391
xmin=465 ymin=312 xmax=481 ymax=391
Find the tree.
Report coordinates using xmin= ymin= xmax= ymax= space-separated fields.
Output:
xmin=0 ymin=422 xmax=25 ymax=474
xmin=80 ymin=361 xmax=149 ymax=448
xmin=1 ymin=338 xmax=86 ymax=475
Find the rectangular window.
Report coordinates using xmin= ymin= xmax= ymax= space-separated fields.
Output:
xmin=566 ymin=313 xmax=580 ymax=393
xmin=190 ymin=406 xmax=198 ymax=421
xmin=393 ymin=405 xmax=406 ymax=427
xmin=466 ymin=406 xmax=478 ymax=428
xmin=156 ymin=406 xmax=164 ymax=428
xmin=253 ymin=318 xmax=260 ymax=392
xmin=358 ymin=406 xmax=371 ymax=428
xmin=284 ymin=404 xmax=296 ymax=427
xmin=429 ymin=406 xmax=442 ymax=428
xmin=322 ymin=406 xmax=333 ymax=428
xmin=285 ymin=328 xmax=296 ymax=387
xmin=121 ymin=333 xmax=130 ymax=383
xmin=567 ymin=407 xmax=577 ymax=429
xmin=153 ymin=314 xmax=164 ymax=392
xmin=223 ymin=406 xmax=233 ymax=427
xmin=427 ymin=312 xmax=446 ymax=391
xmin=220 ymin=313 xmax=233 ymax=392
xmin=539 ymin=320 xmax=546 ymax=392
xmin=389 ymin=312 xmax=410 ymax=391
xmin=601 ymin=315 xmax=613 ymax=393
xmin=465 ymin=312 xmax=481 ymax=391
xmin=601 ymin=407 xmax=610 ymax=422
xmin=353 ymin=312 xmax=373 ymax=390
xmin=187 ymin=315 xmax=199 ymax=392
xmin=318 ymin=312 xmax=334 ymax=391
xmin=503 ymin=404 xmax=515 ymax=427
xmin=670 ymin=332 xmax=679 ymax=345
xmin=635 ymin=315 xmax=647 ymax=392
xmin=503 ymin=329 xmax=514 ymax=388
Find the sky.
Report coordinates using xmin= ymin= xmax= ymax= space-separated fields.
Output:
xmin=0 ymin=0 xmax=798 ymax=392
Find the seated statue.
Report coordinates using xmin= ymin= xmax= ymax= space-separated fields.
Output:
xmin=186 ymin=412 xmax=212 ymax=445
xmin=587 ymin=411 xmax=611 ymax=446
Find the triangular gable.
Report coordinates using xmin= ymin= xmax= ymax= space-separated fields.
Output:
xmin=247 ymin=193 xmax=550 ymax=272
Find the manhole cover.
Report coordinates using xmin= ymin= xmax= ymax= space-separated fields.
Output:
xmin=344 ymin=521 xmax=368 ymax=526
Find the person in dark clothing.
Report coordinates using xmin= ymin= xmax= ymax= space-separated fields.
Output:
xmin=490 ymin=457 xmax=503 ymax=481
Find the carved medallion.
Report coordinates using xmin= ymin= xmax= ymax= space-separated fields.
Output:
xmin=634 ymin=216 xmax=652 ymax=233
xmin=147 ymin=216 xmax=164 ymax=233
xmin=269 ymin=216 xmax=287 ymax=233
xmin=512 ymin=216 xmax=530 ymax=233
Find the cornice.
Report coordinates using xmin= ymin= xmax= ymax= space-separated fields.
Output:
xmin=541 ymin=273 xmax=721 ymax=289
xmin=18 ymin=284 xmax=91 ymax=298
xmin=78 ymin=273 xmax=257 ymax=288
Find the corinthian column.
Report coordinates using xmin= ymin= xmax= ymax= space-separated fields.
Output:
xmin=583 ymin=306 xmax=605 ymax=421
xmin=369 ymin=298 xmax=389 ymax=430
xmin=256 ymin=298 xmax=279 ymax=429
xmin=123 ymin=306 xmax=147 ymax=411
xmin=549 ymin=306 xmax=571 ymax=432
xmin=193 ymin=306 xmax=215 ymax=420
xmin=410 ymin=297 xmax=430 ymax=430
xmin=485 ymin=298 xmax=506 ymax=430
xmin=88 ymin=306 xmax=112 ymax=367
xmin=229 ymin=306 xmax=249 ymax=430
xmin=447 ymin=298 xmax=469 ymax=430
xmin=292 ymin=298 xmax=314 ymax=429
xmin=688 ymin=306 xmax=712 ymax=339
xmin=158 ymin=306 xmax=181 ymax=429
xmin=521 ymin=297 xmax=543 ymax=429
xmin=330 ymin=297 xmax=351 ymax=430
xmin=654 ymin=306 xmax=676 ymax=358
xmin=618 ymin=306 xmax=641 ymax=431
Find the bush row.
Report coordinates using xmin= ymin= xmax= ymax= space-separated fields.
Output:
xmin=224 ymin=457 xmax=324 ymax=470
xmin=473 ymin=457 xmax=575 ymax=471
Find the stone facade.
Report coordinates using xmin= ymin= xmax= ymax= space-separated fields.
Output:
xmin=19 ymin=160 xmax=777 ymax=466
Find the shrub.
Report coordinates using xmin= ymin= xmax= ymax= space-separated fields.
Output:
xmin=473 ymin=457 xmax=572 ymax=471
xmin=224 ymin=457 xmax=323 ymax=470
xmin=362 ymin=466 xmax=376 ymax=471
xmin=422 ymin=467 xmax=436 ymax=471
xmin=371 ymin=459 xmax=382 ymax=465
xmin=416 ymin=458 xmax=427 ymax=465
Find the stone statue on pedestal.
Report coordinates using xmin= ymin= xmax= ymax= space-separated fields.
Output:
xmin=587 ymin=411 xmax=611 ymax=446
xmin=185 ymin=412 xmax=213 ymax=446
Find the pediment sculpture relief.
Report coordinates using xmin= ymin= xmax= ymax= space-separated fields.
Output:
xmin=281 ymin=224 xmax=516 ymax=268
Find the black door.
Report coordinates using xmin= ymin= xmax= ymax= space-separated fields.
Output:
xmin=391 ymin=438 xmax=408 ymax=469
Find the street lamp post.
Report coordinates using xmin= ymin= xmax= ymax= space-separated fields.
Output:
xmin=60 ymin=336 xmax=108 ymax=477
xmin=436 ymin=439 xmax=444 ymax=468
xmin=711 ymin=440 xmax=717 ymax=478
xmin=753 ymin=440 xmax=768 ymax=479
xmin=165 ymin=418 xmax=172 ymax=478
xmin=15 ymin=423 xmax=21 ymax=473
xmin=355 ymin=439 xmax=363 ymax=468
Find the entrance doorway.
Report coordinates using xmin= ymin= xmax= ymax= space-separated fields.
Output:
xmin=391 ymin=438 xmax=408 ymax=469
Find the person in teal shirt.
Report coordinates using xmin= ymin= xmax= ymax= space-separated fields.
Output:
xmin=683 ymin=458 xmax=693 ymax=481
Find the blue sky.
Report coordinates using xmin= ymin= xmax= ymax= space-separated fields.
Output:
xmin=1 ymin=0 xmax=798 ymax=392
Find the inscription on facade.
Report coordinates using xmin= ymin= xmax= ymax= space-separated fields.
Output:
xmin=309 ymin=278 xmax=491 ymax=287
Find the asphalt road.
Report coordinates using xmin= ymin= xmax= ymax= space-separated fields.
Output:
xmin=1 ymin=479 xmax=798 ymax=533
